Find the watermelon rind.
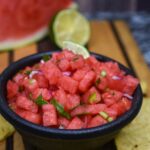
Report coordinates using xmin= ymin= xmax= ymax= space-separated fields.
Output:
xmin=0 ymin=26 xmax=48 ymax=51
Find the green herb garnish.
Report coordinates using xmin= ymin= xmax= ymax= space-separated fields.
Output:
xmin=51 ymin=98 xmax=71 ymax=119
xmin=101 ymin=70 xmax=107 ymax=77
xmin=42 ymin=54 xmax=51 ymax=62
xmin=88 ymin=93 xmax=96 ymax=103
xmin=29 ymin=79 xmax=36 ymax=84
xmin=99 ymin=111 xmax=109 ymax=119
xmin=35 ymin=95 xmax=48 ymax=106
xmin=95 ymin=78 xmax=101 ymax=86
xmin=25 ymin=70 xmax=32 ymax=75
xmin=107 ymin=117 xmax=113 ymax=122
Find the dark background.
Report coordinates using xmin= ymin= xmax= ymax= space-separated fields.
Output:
xmin=74 ymin=0 xmax=150 ymax=12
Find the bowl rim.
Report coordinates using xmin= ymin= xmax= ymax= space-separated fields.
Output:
xmin=0 ymin=50 xmax=143 ymax=139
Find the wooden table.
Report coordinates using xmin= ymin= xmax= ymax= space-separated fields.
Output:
xmin=0 ymin=20 xmax=149 ymax=150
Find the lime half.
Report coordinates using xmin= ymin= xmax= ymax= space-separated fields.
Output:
xmin=63 ymin=41 xmax=90 ymax=58
xmin=52 ymin=9 xmax=90 ymax=48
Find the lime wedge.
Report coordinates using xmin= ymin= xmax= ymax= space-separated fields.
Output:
xmin=52 ymin=9 xmax=90 ymax=48
xmin=63 ymin=41 xmax=90 ymax=58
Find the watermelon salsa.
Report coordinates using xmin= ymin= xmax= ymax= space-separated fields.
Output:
xmin=7 ymin=50 xmax=139 ymax=129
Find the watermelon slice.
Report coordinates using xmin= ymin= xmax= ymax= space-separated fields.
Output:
xmin=0 ymin=0 xmax=73 ymax=50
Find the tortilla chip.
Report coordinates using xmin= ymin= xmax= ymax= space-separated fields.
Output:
xmin=115 ymin=98 xmax=150 ymax=150
xmin=0 ymin=115 xmax=15 ymax=141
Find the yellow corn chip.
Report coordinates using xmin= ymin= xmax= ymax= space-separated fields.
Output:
xmin=115 ymin=98 xmax=150 ymax=150
xmin=0 ymin=115 xmax=15 ymax=141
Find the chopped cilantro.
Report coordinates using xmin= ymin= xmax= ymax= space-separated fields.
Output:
xmin=99 ymin=111 xmax=109 ymax=119
xmin=35 ymin=95 xmax=48 ymax=106
xmin=51 ymin=98 xmax=71 ymax=119
xmin=25 ymin=70 xmax=32 ymax=75
xmin=88 ymin=93 xmax=97 ymax=103
xmin=108 ymin=117 xmax=114 ymax=122
xmin=101 ymin=70 xmax=107 ymax=77
xmin=42 ymin=54 xmax=51 ymax=62
xmin=95 ymin=78 xmax=101 ymax=86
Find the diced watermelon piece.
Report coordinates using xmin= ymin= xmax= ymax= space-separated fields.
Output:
xmin=121 ymin=97 xmax=132 ymax=111
xmin=70 ymin=104 xmax=107 ymax=117
xmin=100 ymin=62 xmax=123 ymax=77
xmin=58 ymin=116 xmax=70 ymax=128
xmin=70 ymin=55 xmax=85 ymax=70
xmin=58 ymin=58 xmax=70 ymax=71
xmin=16 ymin=95 xmax=38 ymax=113
xmin=72 ymin=67 xmax=89 ymax=81
xmin=32 ymin=88 xmax=52 ymax=101
xmin=107 ymin=76 xmax=125 ymax=92
xmin=59 ymin=76 xmax=79 ymax=94
xmin=86 ymin=104 xmax=107 ymax=115
xmin=82 ymin=86 xmax=101 ymax=104
xmin=67 ymin=117 xmax=84 ymax=129
xmin=70 ymin=105 xmax=86 ymax=117
xmin=54 ymin=88 xmax=67 ymax=107
xmin=13 ymin=73 xmax=25 ymax=84
xmin=23 ymin=78 xmax=39 ymax=92
xmin=79 ymin=71 xmax=96 ymax=92
xmin=102 ymin=90 xmax=123 ymax=106
xmin=87 ymin=115 xmax=107 ymax=128
xmin=110 ymin=97 xmax=131 ymax=117
xmin=110 ymin=102 xmax=126 ymax=116
xmin=96 ymin=77 xmax=108 ymax=91
xmin=42 ymin=104 xmax=57 ymax=126
xmin=24 ymin=111 xmax=42 ymax=125
xmin=122 ymin=75 xmax=139 ymax=95
xmin=63 ymin=50 xmax=75 ymax=61
xmin=41 ymin=61 xmax=61 ymax=85
xmin=86 ymin=56 xmax=100 ymax=66
xmin=7 ymin=80 xmax=19 ymax=99
xmin=81 ymin=115 xmax=92 ymax=128
xmin=15 ymin=107 xmax=27 ymax=118
xmin=86 ymin=56 xmax=101 ymax=73
xmin=33 ymin=74 xmax=49 ymax=88
xmin=66 ymin=94 xmax=80 ymax=110
xmin=104 ymin=107 xmax=118 ymax=120
xmin=52 ymin=52 xmax=64 ymax=60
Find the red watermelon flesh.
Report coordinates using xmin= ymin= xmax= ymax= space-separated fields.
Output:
xmin=0 ymin=0 xmax=72 ymax=41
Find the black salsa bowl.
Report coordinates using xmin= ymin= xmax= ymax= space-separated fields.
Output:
xmin=0 ymin=51 xmax=143 ymax=150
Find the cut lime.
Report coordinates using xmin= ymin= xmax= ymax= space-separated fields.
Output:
xmin=63 ymin=41 xmax=90 ymax=58
xmin=52 ymin=9 xmax=90 ymax=48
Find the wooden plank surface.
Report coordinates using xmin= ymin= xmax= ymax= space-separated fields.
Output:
xmin=0 ymin=141 xmax=6 ymax=150
xmin=13 ymin=132 xmax=25 ymax=150
xmin=14 ymin=44 xmax=37 ymax=61
xmin=88 ymin=21 xmax=127 ymax=66
xmin=114 ymin=21 xmax=150 ymax=96
xmin=0 ymin=52 xmax=9 ymax=73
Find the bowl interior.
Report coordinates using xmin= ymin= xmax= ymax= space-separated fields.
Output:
xmin=0 ymin=51 xmax=143 ymax=139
